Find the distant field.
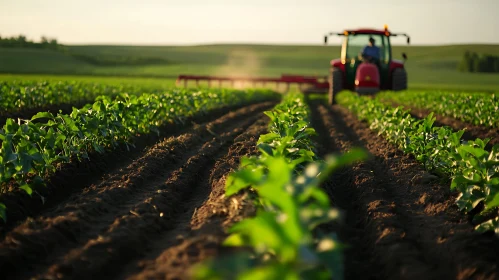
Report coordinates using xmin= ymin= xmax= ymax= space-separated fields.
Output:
xmin=0 ymin=74 xmax=177 ymax=88
xmin=1 ymin=44 xmax=499 ymax=91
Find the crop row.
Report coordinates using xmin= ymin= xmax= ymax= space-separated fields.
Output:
xmin=194 ymin=92 xmax=365 ymax=280
xmin=378 ymin=90 xmax=499 ymax=128
xmin=337 ymin=91 xmax=499 ymax=235
xmin=0 ymin=88 xmax=279 ymax=222
xmin=0 ymin=80 xmax=172 ymax=114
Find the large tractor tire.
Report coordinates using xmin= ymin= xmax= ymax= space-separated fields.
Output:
xmin=328 ymin=67 xmax=343 ymax=105
xmin=392 ymin=68 xmax=407 ymax=91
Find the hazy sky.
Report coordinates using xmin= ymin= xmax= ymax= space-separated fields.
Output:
xmin=1 ymin=0 xmax=498 ymax=45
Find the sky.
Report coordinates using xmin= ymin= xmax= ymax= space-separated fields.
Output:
xmin=1 ymin=0 xmax=498 ymax=46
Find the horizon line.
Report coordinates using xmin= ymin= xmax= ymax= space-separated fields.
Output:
xmin=61 ymin=42 xmax=499 ymax=47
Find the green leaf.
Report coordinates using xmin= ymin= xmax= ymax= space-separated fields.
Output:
xmin=257 ymin=143 xmax=274 ymax=156
xmin=0 ymin=203 xmax=6 ymax=223
xmin=225 ymin=211 xmax=292 ymax=256
xmin=258 ymin=133 xmax=280 ymax=144
xmin=486 ymin=192 xmax=499 ymax=209
xmin=31 ymin=111 xmax=55 ymax=121
xmin=319 ymin=148 xmax=367 ymax=182
xmin=225 ymin=168 xmax=264 ymax=197
xmin=19 ymin=184 xmax=33 ymax=196
xmin=4 ymin=118 xmax=19 ymax=133
xmin=240 ymin=264 xmax=299 ymax=280
xmin=460 ymin=145 xmax=488 ymax=159
xmin=61 ymin=115 xmax=79 ymax=132
xmin=451 ymin=175 xmax=472 ymax=190
xmin=223 ymin=233 xmax=245 ymax=247
xmin=475 ymin=217 xmax=499 ymax=235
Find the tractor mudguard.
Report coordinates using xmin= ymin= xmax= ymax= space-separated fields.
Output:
xmin=330 ymin=58 xmax=345 ymax=72
xmin=389 ymin=59 xmax=405 ymax=72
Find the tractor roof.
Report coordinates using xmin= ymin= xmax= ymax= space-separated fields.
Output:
xmin=325 ymin=26 xmax=408 ymax=40
xmin=344 ymin=29 xmax=388 ymax=35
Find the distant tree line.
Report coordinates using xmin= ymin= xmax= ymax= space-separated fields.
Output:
xmin=459 ymin=51 xmax=499 ymax=73
xmin=0 ymin=34 xmax=64 ymax=50
xmin=1 ymin=34 xmax=171 ymax=67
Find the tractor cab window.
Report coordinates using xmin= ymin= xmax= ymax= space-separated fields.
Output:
xmin=345 ymin=34 xmax=390 ymax=63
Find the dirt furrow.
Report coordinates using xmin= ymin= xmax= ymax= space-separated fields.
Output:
xmin=0 ymin=102 xmax=274 ymax=280
xmin=0 ymin=101 xmax=272 ymax=233
xmin=36 ymin=116 xmax=264 ymax=280
xmin=307 ymin=98 xmax=369 ymax=279
xmin=308 ymin=100 xmax=499 ymax=280
xmin=123 ymin=116 xmax=268 ymax=280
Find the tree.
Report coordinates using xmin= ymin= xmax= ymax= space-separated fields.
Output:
xmin=458 ymin=50 xmax=473 ymax=72
xmin=470 ymin=52 xmax=479 ymax=72
xmin=485 ymin=55 xmax=496 ymax=72
xmin=17 ymin=35 xmax=27 ymax=47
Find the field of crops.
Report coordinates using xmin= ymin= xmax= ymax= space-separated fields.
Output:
xmin=4 ymin=43 xmax=499 ymax=91
xmin=0 ymin=78 xmax=499 ymax=280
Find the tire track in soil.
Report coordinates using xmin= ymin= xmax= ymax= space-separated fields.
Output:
xmin=307 ymin=98 xmax=369 ymax=280
xmin=0 ymin=102 xmax=274 ymax=280
xmin=122 ymin=116 xmax=268 ymax=280
xmin=308 ymin=99 xmax=499 ymax=280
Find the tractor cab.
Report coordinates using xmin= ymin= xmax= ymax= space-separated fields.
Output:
xmin=324 ymin=25 xmax=410 ymax=104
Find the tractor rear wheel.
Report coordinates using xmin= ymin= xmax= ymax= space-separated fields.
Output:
xmin=392 ymin=68 xmax=407 ymax=91
xmin=328 ymin=67 xmax=343 ymax=105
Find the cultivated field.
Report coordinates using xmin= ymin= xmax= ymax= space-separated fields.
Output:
xmin=0 ymin=76 xmax=498 ymax=279
xmin=2 ymin=43 xmax=499 ymax=91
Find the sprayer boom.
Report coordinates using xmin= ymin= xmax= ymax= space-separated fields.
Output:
xmin=176 ymin=74 xmax=329 ymax=93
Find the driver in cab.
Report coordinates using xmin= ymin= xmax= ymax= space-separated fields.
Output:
xmin=361 ymin=37 xmax=381 ymax=64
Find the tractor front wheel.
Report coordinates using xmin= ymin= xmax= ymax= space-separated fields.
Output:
xmin=328 ymin=67 xmax=343 ymax=105
xmin=392 ymin=68 xmax=407 ymax=91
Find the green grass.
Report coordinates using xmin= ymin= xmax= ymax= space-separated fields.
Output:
xmin=1 ymin=44 xmax=499 ymax=91
xmin=0 ymin=48 xmax=93 ymax=74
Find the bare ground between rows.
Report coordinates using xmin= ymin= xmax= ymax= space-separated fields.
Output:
xmin=384 ymin=101 xmax=499 ymax=148
xmin=307 ymin=98 xmax=499 ymax=280
xmin=122 ymin=116 xmax=268 ymax=280
xmin=0 ymin=102 xmax=272 ymax=280
xmin=0 ymin=101 xmax=275 ymax=234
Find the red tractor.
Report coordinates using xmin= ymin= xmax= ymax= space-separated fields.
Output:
xmin=324 ymin=25 xmax=410 ymax=104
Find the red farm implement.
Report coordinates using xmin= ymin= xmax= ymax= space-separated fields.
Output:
xmin=176 ymin=74 xmax=329 ymax=93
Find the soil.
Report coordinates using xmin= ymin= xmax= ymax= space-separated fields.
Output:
xmin=0 ymin=101 xmax=271 ymax=233
xmin=0 ymin=101 xmax=272 ymax=280
xmin=307 ymin=97 xmax=499 ymax=280
xmin=1 ymin=98 xmax=499 ymax=280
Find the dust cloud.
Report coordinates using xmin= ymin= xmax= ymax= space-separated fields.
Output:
xmin=213 ymin=48 xmax=272 ymax=90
